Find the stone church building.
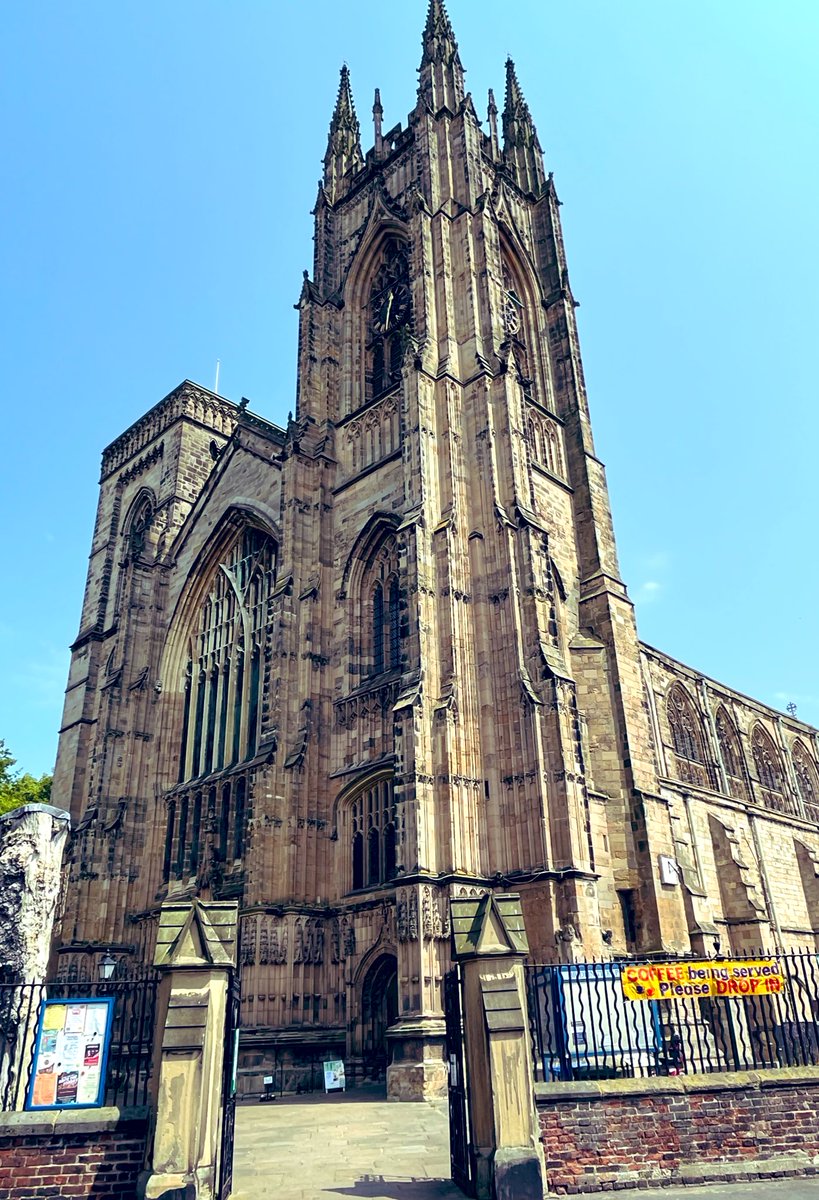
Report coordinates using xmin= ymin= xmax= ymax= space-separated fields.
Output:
xmin=52 ymin=3 xmax=819 ymax=1098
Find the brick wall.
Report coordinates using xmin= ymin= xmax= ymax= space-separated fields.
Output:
xmin=0 ymin=1107 xmax=148 ymax=1200
xmin=537 ymin=1067 xmax=819 ymax=1193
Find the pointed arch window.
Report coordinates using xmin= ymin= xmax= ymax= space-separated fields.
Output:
xmin=715 ymin=707 xmax=750 ymax=802
xmin=751 ymin=725 xmax=795 ymax=815
xmin=793 ymin=741 xmax=819 ymax=821
xmin=128 ymin=496 xmax=154 ymax=559
xmin=362 ymin=534 xmax=401 ymax=677
xmin=500 ymin=253 xmax=535 ymax=401
xmin=667 ymin=685 xmax=712 ymax=789
xmin=348 ymin=777 xmax=397 ymax=892
xmin=177 ymin=526 xmax=276 ymax=784
xmin=162 ymin=523 xmax=275 ymax=886
xmin=366 ymin=238 xmax=411 ymax=402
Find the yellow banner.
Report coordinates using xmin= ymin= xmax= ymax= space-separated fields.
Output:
xmin=621 ymin=959 xmax=786 ymax=1001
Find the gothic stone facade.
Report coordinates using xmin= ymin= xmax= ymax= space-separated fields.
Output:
xmin=52 ymin=5 xmax=819 ymax=1098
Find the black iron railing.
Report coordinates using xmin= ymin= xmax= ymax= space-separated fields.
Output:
xmin=526 ymin=950 xmax=819 ymax=1083
xmin=0 ymin=973 xmax=159 ymax=1111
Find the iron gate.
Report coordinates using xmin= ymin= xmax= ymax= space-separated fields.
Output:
xmin=217 ymin=970 xmax=241 ymax=1200
xmin=444 ymin=966 xmax=475 ymax=1196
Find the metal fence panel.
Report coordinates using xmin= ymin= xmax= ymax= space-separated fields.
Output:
xmin=527 ymin=950 xmax=819 ymax=1083
xmin=0 ymin=975 xmax=159 ymax=1111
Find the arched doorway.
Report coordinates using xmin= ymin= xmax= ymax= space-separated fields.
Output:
xmin=360 ymin=953 xmax=398 ymax=1080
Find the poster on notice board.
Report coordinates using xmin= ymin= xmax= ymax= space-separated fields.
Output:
xmin=26 ymin=997 xmax=115 ymax=1110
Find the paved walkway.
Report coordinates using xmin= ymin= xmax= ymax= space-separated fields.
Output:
xmin=232 ymin=1089 xmax=819 ymax=1200
xmin=232 ymin=1086 xmax=463 ymax=1200
xmin=614 ymin=1184 xmax=819 ymax=1200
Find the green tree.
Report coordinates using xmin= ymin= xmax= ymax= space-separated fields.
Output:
xmin=0 ymin=739 xmax=53 ymax=816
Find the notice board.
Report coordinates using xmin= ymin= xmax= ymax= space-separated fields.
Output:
xmin=25 ymin=997 xmax=115 ymax=1110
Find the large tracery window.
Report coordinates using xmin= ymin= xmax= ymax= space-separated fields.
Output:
xmin=177 ymin=527 xmax=276 ymax=782
xmin=163 ymin=525 xmax=276 ymax=884
xmin=367 ymin=238 xmax=411 ymax=402
xmin=715 ymin=707 xmax=750 ymax=802
xmin=793 ymin=741 xmax=819 ymax=821
xmin=350 ymin=777 xmax=397 ymax=891
xmin=667 ymin=685 xmax=712 ymax=789
xmin=751 ymin=725 xmax=795 ymax=815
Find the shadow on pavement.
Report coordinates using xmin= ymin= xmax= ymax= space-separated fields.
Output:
xmin=323 ymin=1179 xmax=463 ymax=1198
xmin=239 ymin=1082 xmax=390 ymax=1107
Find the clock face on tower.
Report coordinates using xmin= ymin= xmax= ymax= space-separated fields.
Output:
xmin=373 ymin=283 xmax=411 ymax=334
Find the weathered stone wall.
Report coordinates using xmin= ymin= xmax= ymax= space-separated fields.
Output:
xmin=641 ymin=644 xmax=819 ymax=957
xmin=0 ymin=1107 xmax=148 ymax=1200
xmin=0 ymin=805 xmax=69 ymax=981
xmin=537 ymin=1069 xmax=819 ymax=1192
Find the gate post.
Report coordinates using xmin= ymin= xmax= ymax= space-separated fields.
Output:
xmin=139 ymin=898 xmax=238 ymax=1200
xmin=450 ymin=893 xmax=545 ymax=1200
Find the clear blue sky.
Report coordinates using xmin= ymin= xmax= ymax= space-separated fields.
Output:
xmin=1 ymin=1 xmax=817 ymax=777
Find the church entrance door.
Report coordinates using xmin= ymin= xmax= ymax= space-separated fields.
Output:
xmin=360 ymin=953 xmax=398 ymax=1080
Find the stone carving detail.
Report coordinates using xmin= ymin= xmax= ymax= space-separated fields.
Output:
xmin=294 ymin=917 xmax=324 ymax=964
xmin=335 ymin=677 xmax=399 ymax=729
xmin=345 ymin=394 xmax=400 ymax=478
xmin=305 ymin=918 xmax=324 ymax=964
xmin=422 ymin=885 xmax=450 ymax=940
xmin=555 ymin=922 xmax=579 ymax=945
xmin=526 ymin=405 xmax=564 ymax=478
xmin=396 ymin=889 xmax=419 ymax=941
xmin=241 ymin=915 xmax=258 ymax=965
xmin=331 ymin=916 xmax=357 ymax=962
xmin=271 ymin=919 xmax=288 ymax=964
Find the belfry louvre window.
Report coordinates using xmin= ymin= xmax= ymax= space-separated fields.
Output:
xmin=351 ymin=778 xmax=397 ymax=890
xmin=365 ymin=536 xmax=400 ymax=676
xmin=177 ymin=527 xmax=276 ymax=784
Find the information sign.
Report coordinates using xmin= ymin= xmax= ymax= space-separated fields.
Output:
xmin=26 ymin=997 xmax=115 ymax=1110
xmin=323 ymin=1059 xmax=346 ymax=1092
xmin=621 ymin=959 xmax=786 ymax=1001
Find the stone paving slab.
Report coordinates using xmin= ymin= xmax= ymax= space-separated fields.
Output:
xmin=232 ymin=1087 xmax=464 ymax=1200
xmin=233 ymin=1087 xmax=819 ymax=1200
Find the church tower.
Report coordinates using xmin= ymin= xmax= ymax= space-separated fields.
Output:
xmin=53 ymin=1 xmax=692 ymax=1100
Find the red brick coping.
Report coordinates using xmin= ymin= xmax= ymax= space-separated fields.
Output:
xmin=0 ymin=1106 xmax=148 ymax=1200
xmin=537 ymin=1066 xmax=819 ymax=1193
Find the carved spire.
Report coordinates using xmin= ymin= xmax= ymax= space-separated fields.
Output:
xmin=418 ymin=0 xmax=465 ymax=114
xmin=373 ymin=87 xmax=384 ymax=159
xmin=323 ymin=65 xmax=364 ymax=202
xmin=487 ymin=88 xmax=499 ymax=159
xmin=502 ymin=59 xmax=546 ymax=194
